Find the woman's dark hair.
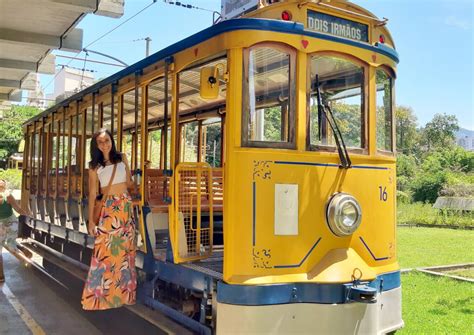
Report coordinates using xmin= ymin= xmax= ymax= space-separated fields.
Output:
xmin=89 ymin=128 xmax=122 ymax=169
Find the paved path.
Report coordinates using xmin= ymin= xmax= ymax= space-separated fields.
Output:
xmin=0 ymin=250 xmax=172 ymax=335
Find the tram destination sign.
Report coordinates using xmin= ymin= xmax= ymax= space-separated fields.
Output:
xmin=307 ymin=10 xmax=368 ymax=43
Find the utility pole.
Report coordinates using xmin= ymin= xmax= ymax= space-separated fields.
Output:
xmin=145 ymin=37 xmax=152 ymax=57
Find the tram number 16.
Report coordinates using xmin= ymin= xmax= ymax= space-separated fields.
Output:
xmin=379 ymin=186 xmax=388 ymax=202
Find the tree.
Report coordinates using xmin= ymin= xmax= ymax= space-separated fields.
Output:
xmin=0 ymin=105 xmax=42 ymax=168
xmin=395 ymin=106 xmax=419 ymax=154
xmin=422 ymin=113 xmax=459 ymax=151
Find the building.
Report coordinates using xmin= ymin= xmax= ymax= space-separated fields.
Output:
xmin=456 ymin=128 xmax=474 ymax=151
xmin=48 ymin=66 xmax=95 ymax=103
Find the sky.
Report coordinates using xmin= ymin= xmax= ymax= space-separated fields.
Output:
xmin=41 ymin=0 xmax=473 ymax=129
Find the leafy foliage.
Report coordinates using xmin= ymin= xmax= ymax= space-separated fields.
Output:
xmin=0 ymin=168 xmax=22 ymax=190
xmin=396 ymin=154 xmax=417 ymax=192
xmin=421 ymin=113 xmax=459 ymax=150
xmin=411 ymin=171 xmax=448 ymax=203
xmin=395 ymin=106 xmax=419 ymax=154
xmin=0 ymin=105 xmax=41 ymax=167
xmin=396 ymin=110 xmax=473 ymax=206
xmin=309 ymin=101 xmax=362 ymax=148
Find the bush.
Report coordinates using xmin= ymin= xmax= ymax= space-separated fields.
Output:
xmin=396 ymin=154 xmax=417 ymax=192
xmin=0 ymin=169 xmax=22 ymax=190
xmin=411 ymin=171 xmax=447 ymax=203
xmin=397 ymin=190 xmax=411 ymax=204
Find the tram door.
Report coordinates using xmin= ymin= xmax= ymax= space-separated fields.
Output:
xmin=173 ymin=57 xmax=226 ymax=262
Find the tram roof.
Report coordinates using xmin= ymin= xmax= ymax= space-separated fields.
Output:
xmin=25 ymin=16 xmax=398 ymax=127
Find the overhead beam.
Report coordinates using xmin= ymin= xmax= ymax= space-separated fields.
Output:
xmin=96 ymin=0 xmax=125 ymax=18
xmin=0 ymin=74 xmax=37 ymax=90
xmin=0 ymin=91 xmax=22 ymax=102
xmin=0 ymin=79 xmax=20 ymax=89
xmin=0 ymin=28 xmax=83 ymax=52
xmin=46 ymin=0 xmax=124 ymax=18
xmin=0 ymin=55 xmax=55 ymax=74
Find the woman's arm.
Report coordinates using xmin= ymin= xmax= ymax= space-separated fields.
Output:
xmin=88 ymin=168 xmax=98 ymax=235
xmin=6 ymin=194 xmax=31 ymax=216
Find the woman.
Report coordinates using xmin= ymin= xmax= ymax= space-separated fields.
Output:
xmin=0 ymin=179 xmax=31 ymax=282
xmin=81 ymin=129 xmax=137 ymax=310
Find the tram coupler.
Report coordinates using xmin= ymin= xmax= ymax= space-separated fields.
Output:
xmin=346 ymin=284 xmax=377 ymax=303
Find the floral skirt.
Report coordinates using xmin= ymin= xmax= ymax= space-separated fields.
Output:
xmin=82 ymin=194 xmax=137 ymax=310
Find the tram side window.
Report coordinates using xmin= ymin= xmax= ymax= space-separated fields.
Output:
xmin=122 ymin=88 xmax=142 ymax=171
xmin=32 ymin=132 xmax=40 ymax=191
xmin=376 ymin=69 xmax=393 ymax=152
xmin=148 ymin=128 xmax=162 ymax=168
xmin=178 ymin=57 xmax=226 ymax=164
xmin=309 ymin=55 xmax=365 ymax=149
xmin=243 ymin=44 xmax=296 ymax=148
xmin=103 ymin=99 xmax=119 ymax=145
xmin=202 ymin=117 xmax=222 ymax=167
xmin=85 ymin=107 xmax=93 ymax=168
xmin=180 ymin=121 xmax=198 ymax=162
xmin=147 ymin=77 xmax=172 ymax=169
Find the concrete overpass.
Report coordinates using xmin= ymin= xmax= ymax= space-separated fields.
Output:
xmin=0 ymin=0 xmax=124 ymax=102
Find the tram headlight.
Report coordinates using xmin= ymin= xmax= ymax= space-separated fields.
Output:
xmin=326 ymin=193 xmax=362 ymax=236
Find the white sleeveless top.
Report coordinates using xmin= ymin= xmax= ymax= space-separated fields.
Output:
xmin=97 ymin=162 xmax=127 ymax=187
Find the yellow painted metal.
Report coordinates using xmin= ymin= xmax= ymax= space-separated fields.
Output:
xmin=117 ymin=94 xmax=123 ymax=151
xmin=138 ymin=85 xmax=148 ymax=253
xmin=173 ymin=162 xmax=214 ymax=263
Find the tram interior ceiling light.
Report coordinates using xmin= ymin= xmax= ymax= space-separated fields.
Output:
xmin=326 ymin=193 xmax=362 ymax=236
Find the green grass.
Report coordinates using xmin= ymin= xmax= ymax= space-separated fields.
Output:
xmin=397 ymin=202 xmax=474 ymax=228
xmin=446 ymin=268 xmax=474 ymax=279
xmin=397 ymin=227 xmax=474 ymax=334
xmin=397 ymin=227 xmax=474 ymax=268
xmin=399 ymin=272 xmax=474 ymax=334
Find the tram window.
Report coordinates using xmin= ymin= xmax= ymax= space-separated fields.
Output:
xmin=103 ymin=102 xmax=113 ymax=132
xmin=51 ymin=130 xmax=58 ymax=174
xmin=85 ymin=107 xmax=93 ymax=168
xmin=178 ymin=58 xmax=226 ymax=115
xmin=376 ymin=69 xmax=393 ymax=152
xmin=202 ymin=117 xmax=222 ymax=167
xmin=180 ymin=121 xmax=199 ymax=162
xmin=32 ymin=133 xmax=40 ymax=192
xmin=243 ymin=44 xmax=296 ymax=148
xmin=309 ymin=55 xmax=365 ymax=149
xmin=178 ymin=57 xmax=227 ymax=166
xmin=122 ymin=88 xmax=142 ymax=170
xmin=123 ymin=131 xmax=133 ymax=165
xmin=59 ymin=118 xmax=68 ymax=172
xmin=148 ymin=77 xmax=172 ymax=120
xmin=71 ymin=116 xmax=79 ymax=169
xmin=148 ymin=128 xmax=162 ymax=168
xmin=147 ymin=77 xmax=172 ymax=169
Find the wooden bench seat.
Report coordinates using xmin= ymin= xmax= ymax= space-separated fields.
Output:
xmin=145 ymin=167 xmax=224 ymax=213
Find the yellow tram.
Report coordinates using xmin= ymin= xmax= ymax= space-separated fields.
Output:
xmin=20 ymin=0 xmax=403 ymax=333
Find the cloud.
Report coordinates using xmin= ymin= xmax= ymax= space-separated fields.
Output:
xmin=444 ymin=16 xmax=471 ymax=30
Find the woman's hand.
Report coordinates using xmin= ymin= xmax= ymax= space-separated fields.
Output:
xmin=87 ymin=221 xmax=96 ymax=236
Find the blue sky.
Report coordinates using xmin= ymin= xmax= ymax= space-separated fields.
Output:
xmin=44 ymin=0 xmax=473 ymax=129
